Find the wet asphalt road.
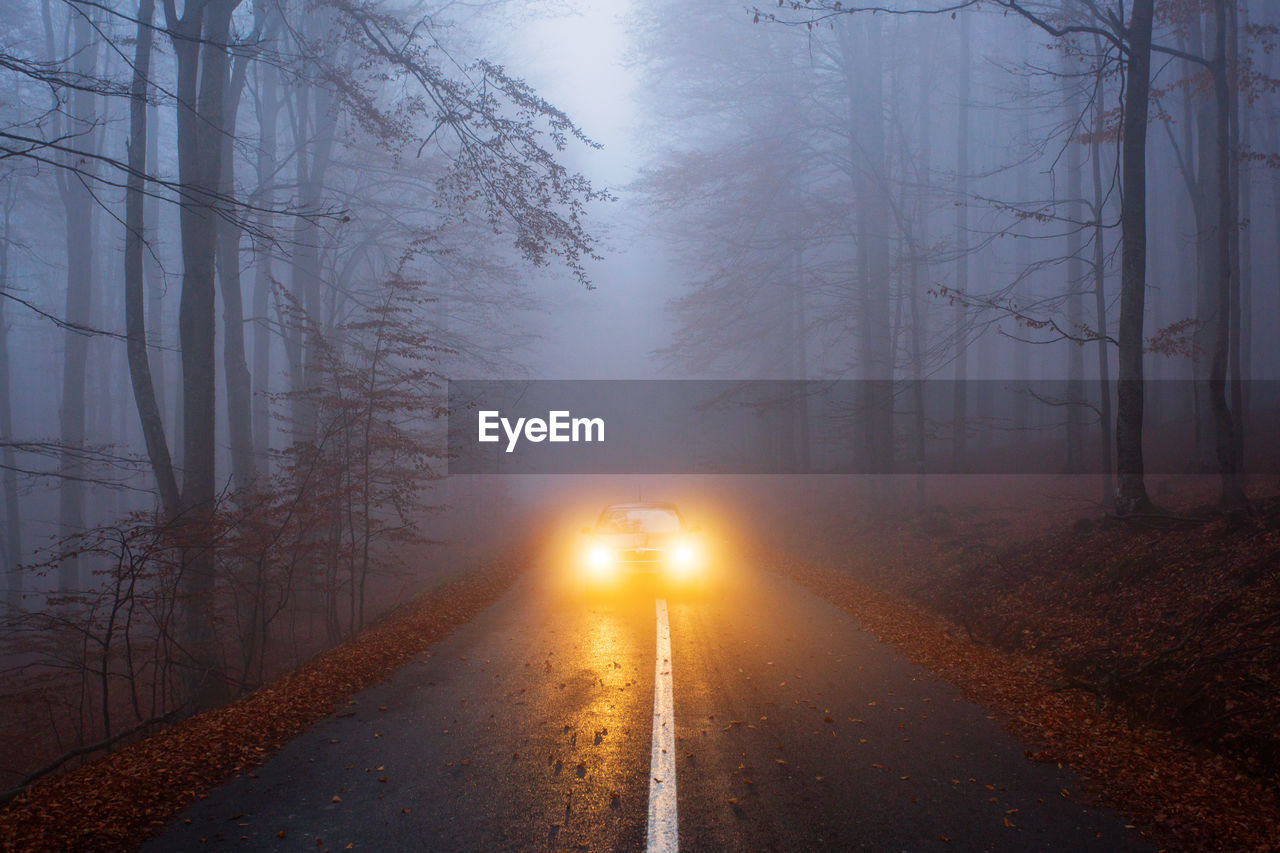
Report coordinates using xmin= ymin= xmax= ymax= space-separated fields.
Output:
xmin=144 ymin=563 xmax=1148 ymax=852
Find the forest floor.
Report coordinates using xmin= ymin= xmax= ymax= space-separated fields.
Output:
xmin=0 ymin=560 xmax=523 ymax=853
xmin=770 ymin=475 xmax=1280 ymax=851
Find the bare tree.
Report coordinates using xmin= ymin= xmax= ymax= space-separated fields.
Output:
xmin=163 ymin=0 xmax=243 ymax=705
xmin=124 ymin=0 xmax=179 ymax=514
xmin=43 ymin=0 xmax=100 ymax=590
xmin=0 ymin=180 xmax=22 ymax=610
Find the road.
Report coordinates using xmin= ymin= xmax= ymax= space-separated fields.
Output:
xmin=145 ymin=562 xmax=1147 ymax=852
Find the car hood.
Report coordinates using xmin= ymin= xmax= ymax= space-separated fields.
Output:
xmin=594 ymin=531 xmax=680 ymax=549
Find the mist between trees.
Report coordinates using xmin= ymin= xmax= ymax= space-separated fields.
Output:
xmin=635 ymin=0 xmax=1276 ymax=510
xmin=0 ymin=0 xmax=1276 ymax=799
xmin=0 ymin=0 xmax=608 ymax=792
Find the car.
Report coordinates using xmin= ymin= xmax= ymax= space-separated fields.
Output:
xmin=579 ymin=501 xmax=707 ymax=594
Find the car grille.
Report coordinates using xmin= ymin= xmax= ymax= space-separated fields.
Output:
xmin=617 ymin=548 xmax=665 ymax=563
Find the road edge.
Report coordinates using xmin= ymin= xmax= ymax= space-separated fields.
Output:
xmin=764 ymin=553 xmax=1280 ymax=852
xmin=0 ymin=561 xmax=525 ymax=853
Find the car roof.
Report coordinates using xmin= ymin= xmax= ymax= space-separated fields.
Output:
xmin=600 ymin=501 xmax=680 ymax=511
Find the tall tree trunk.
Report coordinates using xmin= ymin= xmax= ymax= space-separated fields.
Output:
xmin=1166 ymin=20 xmax=1215 ymax=471
xmin=1064 ymin=66 xmax=1085 ymax=473
xmin=251 ymin=29 xmax=279 ymax=464
xmin=790 ymin=243 xmax=810 ymax=471
xmin=1208 ymin=0 xmax=1244 ymax=509
xmin=166 ymin=0 xmax=239 ymax=707
xmin=286 ymin=76 xmax=336 ymax=444
xmin=1013 ymin=43 xmax=1032 ymax=443
xmin=1191 ymin=10 xmax=1219 ymax=472
xmin=282 ymin=31 xmax=338 ymax=645
xmin=910 ymin=38 xmax=933 ymax=511
xmin=952 ymin=12 xmax=971 ymax=472
xmin=1115 ymin=0 xmax=1155 ymax=515
xmin=1226 ymin=0 xmax=1245 ymax=477
xmin=126 ymin=0 xmax=180 ymax=514
xmin=241 ymin=4 xmax=280 ymax=678
xmin=0 ymin=186 xmax=22 ymax=610
xmin=842 ymin=18 xmax=893 ymax=476
xmin=1089 ymin=44 xmax=1114 ymax=506
xmin=1236 ymin=4 xmax=1252 ymax=433
xmin=51 ymin=3 xmax=98 ymax=591
xmin=217 ymin=40 xmax=258 ymax=491
xmin=145 ymin=99 xmax=166 ymax=430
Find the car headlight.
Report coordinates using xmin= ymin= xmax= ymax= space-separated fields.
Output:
xmin=668 ymin=543 xmax=701 ymax=579
xmin=586 ymin=545 xmax=616 ymax=579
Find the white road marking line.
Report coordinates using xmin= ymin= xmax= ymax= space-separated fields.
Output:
xmin=647 ymin=598 xmax=678 ymax=853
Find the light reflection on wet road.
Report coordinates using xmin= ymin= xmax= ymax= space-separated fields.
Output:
xmin=145 ymin=564 xmax=1147 ymax=852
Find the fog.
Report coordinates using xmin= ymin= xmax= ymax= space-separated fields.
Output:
xmin=1 ymin=0 xmax=1277 ymax=799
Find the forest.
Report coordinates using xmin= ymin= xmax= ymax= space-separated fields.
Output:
xmin=0 ymin=0 xmax=1278 ymax=847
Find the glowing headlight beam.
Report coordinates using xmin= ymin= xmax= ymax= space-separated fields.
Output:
xmin=585 ymin=545 xmax=617 ymax=582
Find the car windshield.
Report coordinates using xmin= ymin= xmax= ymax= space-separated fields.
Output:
xmin=597 ymin=507 xmax=681 ymax=534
